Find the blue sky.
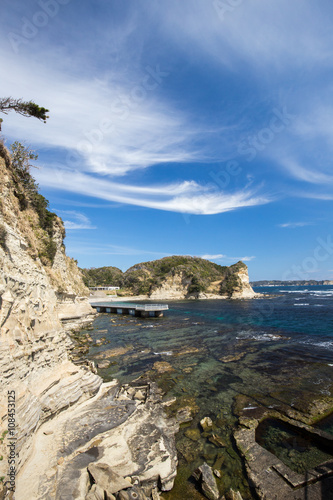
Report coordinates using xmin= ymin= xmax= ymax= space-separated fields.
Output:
xmin=1 ymin=0 xmax=333 ymax=280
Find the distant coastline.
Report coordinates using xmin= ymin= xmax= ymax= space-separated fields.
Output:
xmin=251 ymin=279 xmax=333 ymax=287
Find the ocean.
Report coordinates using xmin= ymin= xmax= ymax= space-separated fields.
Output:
xmin=83 ymin=285 xmax=333 ymax=499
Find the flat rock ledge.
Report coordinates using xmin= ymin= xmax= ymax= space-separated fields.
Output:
xmin=234 ymin=415 xmax=333 ymax=500
xmin=15 ymin=380 xmax=179 ymax=500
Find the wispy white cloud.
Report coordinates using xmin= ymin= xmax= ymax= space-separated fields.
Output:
xmin=278 ymin=222 xmax=312 ymax=229
xmin=157 ymin=0 xmax=333 ymax=72
xmin=200 ymin=254 xmax=226 ymax=260
xmin=66 ymin=241 xmax=170 ymax=259
xmin=35 ymin=166 xmax=270 ymax=215
xmin=201 ymin=254 xmax=255 ymax=262
xmin=280 ymin=159 xmax=333 ymax=185
xmin=0 ymin=49 xmax=202 ymax=178
xmin=56 ymin=211 xmax=96 ymax=230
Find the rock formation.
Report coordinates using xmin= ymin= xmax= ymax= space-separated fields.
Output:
xmin=0 ymin=143 xmax=178 ymax=499
xmin=0 ymin=142 xmax=100 ymax=491
xmin=82 ymin=256 xmax=257 ymax=300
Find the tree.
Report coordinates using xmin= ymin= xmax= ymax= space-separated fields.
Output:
xmin=10 ymin=141 xmax=39 ymax=193
xmin=0 ymin=97 xmax=49 ymax=128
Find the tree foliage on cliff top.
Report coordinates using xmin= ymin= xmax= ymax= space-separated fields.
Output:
xmin=0 ymin=140 xmax=60 ymax=265
xmin=82 ymin=256 xmax=248 ymax=296
xmin=0 ymin=97 xmax=49 ymax=124
xmin=81 ymin=266 xmax=124 ymax=287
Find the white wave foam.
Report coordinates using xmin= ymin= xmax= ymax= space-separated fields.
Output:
xmin=285 ymin=289 xmax=333 ymax=297
xmin=236 ymin=332 xmax=283 ymax=342
xmin=294 ymin=303 xmax=310 ymax=306
xmin=153 ymin=351 xmax=173 ymax=356
xmin=301 ymin=340 xmax=333 ymax=350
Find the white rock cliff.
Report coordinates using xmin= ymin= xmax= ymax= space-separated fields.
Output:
xmin=0 ymin=144 xmax=178 ymax=500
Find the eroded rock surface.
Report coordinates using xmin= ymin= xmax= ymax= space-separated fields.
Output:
xmin=16 ymin=381 xmax=179 ymax=499
xmin=234 ymin=414 xmax=333 ymax=499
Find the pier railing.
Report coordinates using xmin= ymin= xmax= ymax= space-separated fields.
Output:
xmin=135 ymin=304 xmax=169 ymax=311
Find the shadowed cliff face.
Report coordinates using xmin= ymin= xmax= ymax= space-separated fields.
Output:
xmin=0 ymin=144 xmax=101 ymax=481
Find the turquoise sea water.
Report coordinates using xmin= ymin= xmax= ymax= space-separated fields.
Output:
xmin=83 ymin=285 xmax=333 ymax=498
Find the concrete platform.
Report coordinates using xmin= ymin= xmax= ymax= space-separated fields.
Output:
xmin=91 ymin=303 xmax=169 ymax=318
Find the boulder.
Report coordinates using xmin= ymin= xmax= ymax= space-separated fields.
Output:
xmin=192 ymin=462 xmax=220 ymax=500
xmin=200 ymin=417 xmax=213 ymax=431
xmin=225 ymin=490 xmax=243 ymax=500
xmin=86 ymin=484 xmax=108 ymax=500
xmin=184 ymin=428 xmax=201 ymax=441
xmin=97 ymin=360 xmax=111 ymax=369
xmin=176 ymin=406 xmax=193 ymax=423
xmin=88 ymin=463 xmax=132 ymax=495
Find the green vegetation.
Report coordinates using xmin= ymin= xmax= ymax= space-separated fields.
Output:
xmin=7 ymin=142 xmax=58 ymax=264
xmin=0 ymin=97 xmax=49 ymax=124
xmin=82 ymin=256 xmax=248 ymax=297
xmin=0 ymin=224 xmax=6 ymax=251
xmin=81 ymin=266 xmax=124 ymax=288
xmin=0 ymin=431 xmax=7 ymax=443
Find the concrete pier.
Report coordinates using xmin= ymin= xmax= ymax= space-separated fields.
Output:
xmin=91 ymin=303 xmax=168 ymax=318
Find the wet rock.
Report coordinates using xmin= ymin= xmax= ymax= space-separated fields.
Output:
xmin=176 ymin=406 xmax=193 ymax=423
xmin=162 ymin=396 xmax=177 ymax=407
xmin=192 ymin=462 xmax=220 ymax=500
xmin=234 ymin=414 xmax=333 ymax=499
xmin=220 ymin=353 xmax=245 ymax=363
xmin=213 ymin=453 xmax=225 ymax=471
xmin=97 ymin=360 xmax=111 ymax=369
xmin=178 ymin=436 xmax=204 ymax=463
xmin=117 ymin=486 xmax=149 ymax=499
xmin=202 ymin=444 xmax=218 ymax=464
xmin=152 ymin=361 xmax=174 ymax=373
xmin=94 ymin=346 xmax=132 ymax=358
xmin=225 ymin=489 xmax=243 ymax=500
xmin=208 ymin=433 xmax=226 ymax=448
xmin=184 ymin=427 xmax=201 ymax=441
xmin=174 ymin=346 xmax=201 ymax=356
xmin=88 ymin=463 xmax=132 ymax=495
xmin=200 ymin=417 xmax=213 ymax=431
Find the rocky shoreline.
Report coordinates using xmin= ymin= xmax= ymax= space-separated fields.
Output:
xmin=15 ymin=377 xmax=179 ymax=500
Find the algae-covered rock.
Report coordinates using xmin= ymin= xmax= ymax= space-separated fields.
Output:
xmin=184 ymin=427 xmax=201 ymax=441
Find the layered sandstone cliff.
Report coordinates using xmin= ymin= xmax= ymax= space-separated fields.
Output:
xmin=0 ymin=143 xmax=101 ymax=489
xmin=149 ymin=262 xmax=256 ymax=300
xmin=0 ymin=143 xmax=179 ymax=500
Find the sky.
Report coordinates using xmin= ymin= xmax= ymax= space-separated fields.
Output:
xmin=1 ymin=0 xmax=333 ymax=281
